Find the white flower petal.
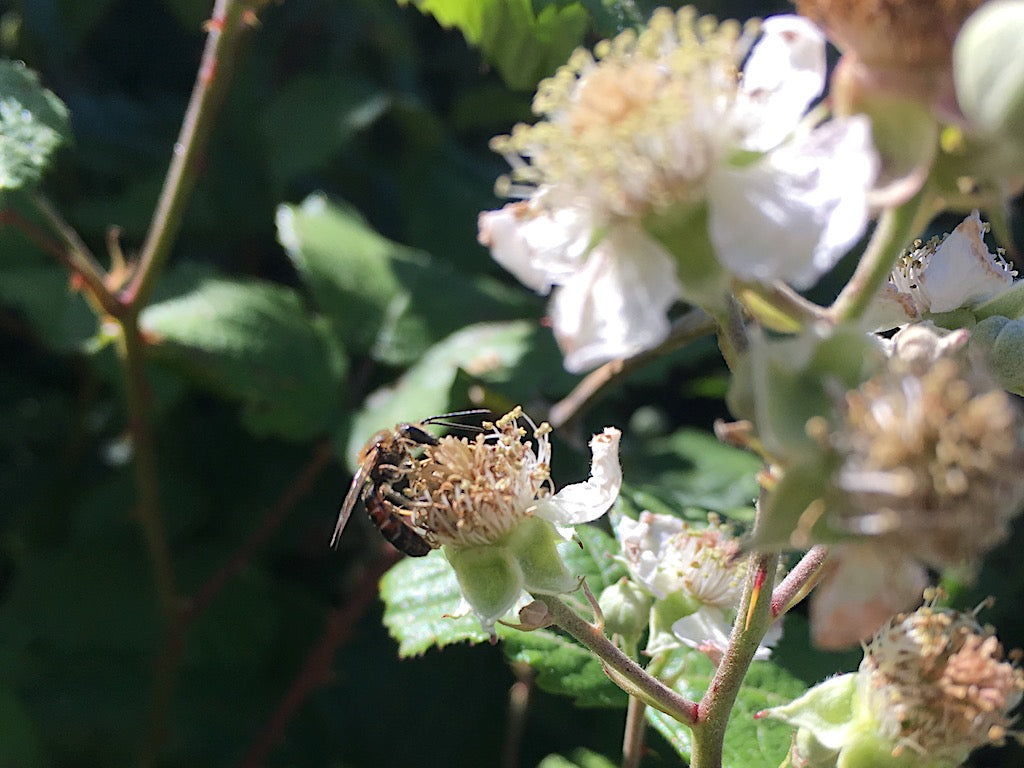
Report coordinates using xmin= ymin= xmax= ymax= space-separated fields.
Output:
xmin=862 ymin=283 xmax=920 ymax=332
xmin=616 ymin=511 xmax=686 ymax=598
xmin=738 ymin=15 xmax=827 ymax=152
xmin=908 ymin=211 xmax=1015 ymax=313
xmin=672 ymin=606 xmax=779 ymax=661
xmin=536 ymin=427 xmax=621 ymax=532
xmin=709 ymin=116 xmax=877 ymax=288
xmin=478 ymin=196 xmax=593 ymax=294
xmin=549 ymin=224 xmax=681 ymax=373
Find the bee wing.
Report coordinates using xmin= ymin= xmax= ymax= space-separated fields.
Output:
xmin=331 ymin=459 xmax=371 ymax=548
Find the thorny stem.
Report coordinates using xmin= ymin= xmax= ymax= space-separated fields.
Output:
xmin=537 ymin=594 xmax=699 ymax=728
xmin=771 ymin=545 xmax=829 ymax=618
xmin=236 ymin=548 xmax=401 ymax=768
xmin=124 ymin=0 xmax=266 ymax=308
xmin=690 ymin=550 xmax=779 ymax=768
xmin=547 ymin=307 xmax=715 ymax=430
xmin=827 ymin=185 xmax=937 ymax=324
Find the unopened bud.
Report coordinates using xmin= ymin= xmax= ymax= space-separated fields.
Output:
xmin=598 ymin=579 xmax=652 ymax=644
xmin=970 ymin=315 xmax=1024 ymax=395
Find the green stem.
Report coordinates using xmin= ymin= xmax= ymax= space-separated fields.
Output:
xmin=690 ymin=550 xmax=779 ymax=768
xmin=538 ymin=595 xmax=699 ymax=728
xmin=827 ymin=186 xmax=937 ymax=324
xmin=621 ymin=694 xmax=648 ymax=768
xmin=124 ymin=0 xmax=264 ymax=308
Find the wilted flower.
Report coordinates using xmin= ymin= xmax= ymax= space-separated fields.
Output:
xmin=405 ymin=408 xmax=621 ymax=635
xmin=479 ymin=7 xmax=877 ymax=372
xmin=869 ymin=211 xmax=1016 ymax=330
xmin=616 ymin=511 xmax=781 ymax=660
xmin=765 ymin=595 xmax=1024 ymax=768
xmin=828 ymin=330 xmax=1024 ymax=569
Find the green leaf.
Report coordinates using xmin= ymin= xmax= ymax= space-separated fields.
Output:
xmin=0 ymin=60 xmax=71 ymax=194
xmin=380 ymin=549 xmax=494 ymax=656
xmin=141 ymin=278 xmax=348 ymax=441
xmin=563 ymin=525 xmax=627 ymax=589
xmin=399 ymin=0 xmax=588 ymax=90
xmin=0 ymin=265 xmax=96 ymax=352
xmin=262 ymin=74 xmax=391 ymax=184
xmin=619 ymin=428 xmax=761 ymax=521
xmin=503 ymin=627 xmax=627 ymax=707
xmin=645 ymin=650 xmax=808 ymax=768
xmin=276 ymin=194 xmax=536 ymax=364
xmin=343 ymin=320 xmax=537 ymax=467
xmin=538 ymin=748 xmax=617 ymax=768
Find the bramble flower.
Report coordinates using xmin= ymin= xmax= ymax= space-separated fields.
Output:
xmin=766 ymin=595 xmax=1024 ymax=768
xmin=868 ymin=211 xmax=1016 ymax=330
xmin=616 ymin=511 xmax=781 ymax=660
xmin=479 ymin=7 xmax=877 ymax=372
xmin=404 ymin=408 xmax=621 ymax=635
xmin=828 ymin=329 xmax=1024 ymax=570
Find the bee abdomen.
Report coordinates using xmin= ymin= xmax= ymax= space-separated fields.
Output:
xmin=365 ymin=487 xmax=431 ymax=557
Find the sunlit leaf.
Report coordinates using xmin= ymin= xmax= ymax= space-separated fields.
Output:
xmin=276 ymin=194 xmax=535 ymax=365
xmin=399 ymin=0 xmax=587 ymax=90
xmin=141 ymin=278 xmax=347 ymax=441
xmin=380 ymin=549 xmax=493 ymax=657
xmin=0 ymin=60 xmax=71 ymax=194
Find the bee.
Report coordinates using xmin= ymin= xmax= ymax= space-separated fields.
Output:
xmin=331 ymin=410 xmax=488 ymax=556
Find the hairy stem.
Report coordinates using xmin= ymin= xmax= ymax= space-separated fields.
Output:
xmin=538 ymin=594 xmax=699 ymax=728
xmin=125 ymin=0 xmax=265 ymax=307
xmin=828 ymin=186 xmax=936 ymax=324
xmin=690 ymin=550 xmax=779 ymax=768
xmin=771 ymin=545 xmax=829 ymax=618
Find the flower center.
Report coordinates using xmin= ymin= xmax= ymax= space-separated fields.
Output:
xmin=406 ymin=409 xmax=553 ymax=548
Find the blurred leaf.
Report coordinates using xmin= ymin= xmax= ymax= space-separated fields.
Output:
xmin=141 ymin=278 xmax=348 ymax=441
xmin=262 ymin=74 xmax=392 ymax=184
xmin=645 ymin=650 xmax=807 ymax=768
xmin=0 ymin=265 xmax=96 ymax=351
xmin=343 ymin=320 xmax=537 ymax=466
xmin=620 ymin=428 xmax=761 ymax=521
xmin=537 ymin=748 xmax=617 ymax=768
xmin=0 ymin=59 xmax=71 ymax=194
xmin=0 ymin=686 xmax=44 ymax=768
xmin=399 ymin=0 xmax=588 ymax=90
xmin=276 ymin=194 xmax=535 ymax=365
xmin=381 ymin=549 xmax=493 ymax=656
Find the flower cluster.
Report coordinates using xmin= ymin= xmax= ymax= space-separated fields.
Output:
xmin=479 ymin=7 xmax=877 ymax=372
xmin=613 ymin=511 xmax=780 ymax=661
xmin=403 ymin=408 xmax=621 ymax=634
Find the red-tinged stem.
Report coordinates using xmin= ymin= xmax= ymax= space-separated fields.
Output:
xmin=184 ymin=441 xmax=335 ymax=624
xmin=123 ymin=0 xmax=266 ymax=309
xmin=771 ymin=545 xmax=829 ymax=618
xmin=538 ymin=595 xmax=699 ymax=728
xmin=235 ymin=548 xmax=401 ymax=768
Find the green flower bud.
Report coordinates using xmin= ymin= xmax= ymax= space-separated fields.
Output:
xmin=955 ymin=1 xmax=1024 ymax=157
xmin=598 ymin=578 xmax=652 ymax=645
xmin=970 ymin=315 xmax=1024 ymax=394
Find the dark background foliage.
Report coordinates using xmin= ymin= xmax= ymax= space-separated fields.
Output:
xmin=1 ymin=0 xmax=1022 ymax=766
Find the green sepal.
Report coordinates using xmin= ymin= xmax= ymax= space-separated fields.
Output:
xmin=444 ymin=544 xmax=523 ymax=628
xmin=744 ymin=327 xmax=881 ymax=462
xmin=752 ymin=456 xmax=837 ymax=551
xmin=762 ymin=673 xmax=858 ymax=752
xmin=642 ymin=202 xmax=729 ymax=309
xmin=505 ymin=517 xmax=577 ymax=595
xmin=968 ymin=315 xmax=1024 ymax=395
xmin=975 ymin=278 xmax=1024 ymax=321
xmin=646 ymin=590 xmax=702 ymax=653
